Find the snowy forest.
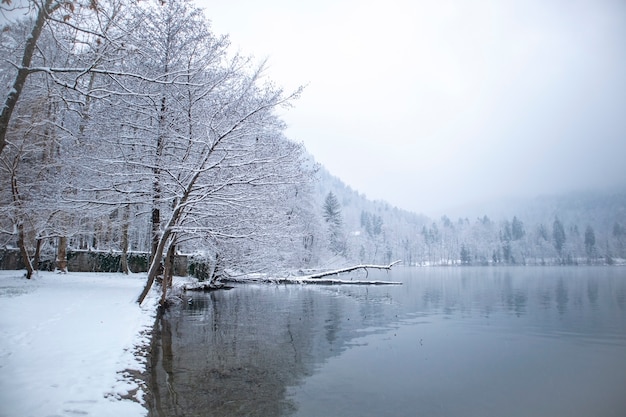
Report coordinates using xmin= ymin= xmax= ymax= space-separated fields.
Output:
xmin=1 ymin=0 xmax=625 ymax=298
xmin=316 ymin=170 xmax=626 ymax=268
xmin=0 ymin=0 xmax=316 ymax=298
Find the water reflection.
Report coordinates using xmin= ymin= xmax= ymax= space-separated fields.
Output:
xmin=147 ymin=285 xmax=396 ymax=416
xmin=556 ymin=277 xmax=569 ymax=315
xmin=147 ymin=267 xmax=626 ymax=417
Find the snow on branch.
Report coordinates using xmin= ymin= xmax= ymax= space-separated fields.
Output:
xmin=305 ymin=260 xmax=402 ymax=279
xmin=227 ymin=261 xmax=403 ymax=285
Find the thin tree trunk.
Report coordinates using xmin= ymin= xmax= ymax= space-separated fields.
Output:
xmin=56 ymin=236 xmax=68 ymax=273
xmin=33 ymin=238 xmax=43 ymax=272
xmin=120 ymin=205 xmax=130 ymax=274
xmin=137 ymin=229 xmax=171 ymax=305
xmin=164 ymin=242 xmax=175 ymax=288
xmin=151 ymin=96 xmax=166 ymax=265
xmin=151 ymin=206 xmax=160 ymax=264
xmin=208 ymin=253 xmax=219 ymax=284
xmin=160 ymin=242 xmax=176 ymax=306
xmin=17 ymin=222 xmax=34 ymax=279
xmin=145 ymin=93 xmax=169 ymax=304
xmin=10 ymin=154 xmax=33 ymax=278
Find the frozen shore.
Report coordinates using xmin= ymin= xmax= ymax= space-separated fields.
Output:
xmin=0 ymin=271 xmax=159 ymax=417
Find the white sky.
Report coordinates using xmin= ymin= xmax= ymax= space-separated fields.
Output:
xmin=198 ymin=0 xmax=626 ymax=216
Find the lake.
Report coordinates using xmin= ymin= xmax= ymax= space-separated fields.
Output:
xmin=146 ymin=266 xmax=626 ymax=417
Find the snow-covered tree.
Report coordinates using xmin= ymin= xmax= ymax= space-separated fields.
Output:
xmin=0 ymin=11 xmax=82 ymax=275
xmin=0 ymin=0 xmax=132 ymax=156
xmin=553 ymin=217 xmax=566 ymax=259
xmin=322 ymin=191 xmax=346 ymax=257
xmin=2 ymin=0 xmax=313 ymax=290
xmin=584 ymin=225 xmax=596 ymax=261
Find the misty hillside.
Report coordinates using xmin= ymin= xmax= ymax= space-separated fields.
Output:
xmin=309 ymin=166 xmax=429 ymax=266
xmin=314 ymin=166 xmax=626 ymax=266
xmin=314 ymin=166 xmax=430 ymax=234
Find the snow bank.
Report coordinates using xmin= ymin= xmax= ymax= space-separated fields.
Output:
xmin=0 ymin=271 xmax=158 ymax=417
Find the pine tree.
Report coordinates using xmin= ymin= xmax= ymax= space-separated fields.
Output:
xmin=553 ymin=217 xmax=566 ymax=258
xmin=323 ymin=192 xmax=346 ymax=256
xmin=511 ymin=216 xmax=525 ymax=241
xmin=323 ymin=192 xmax=342 ymax=226
xmin=584 ymin=225 xmax=596 ymax=260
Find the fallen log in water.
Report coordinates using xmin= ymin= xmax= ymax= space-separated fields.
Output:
xmin=269 ymin=277 xmax=401 ymax=285
xmin=182 ymin=282 xmax=233 ymax=292
xmin=306 ymin=260 xmax=401 ymax=280
xmin=225 ymin=261 xmax=402 ymax=285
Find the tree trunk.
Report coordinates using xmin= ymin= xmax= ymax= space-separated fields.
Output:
xmin=150 ymin=207 xmax=160 ymax=265
xmin=151 ymin=96 xmax=166 ymax=266
xmin=10 ymin=153 xmax=33 ymax=278
xmin=17 ymin=222 xmax=34 ymax=279
xmin=208 ymin=253 xmax=219 ymax=284
xmin=56 ymin=236 xmax=68 ymax=273
xmin=159 ymin=242 xmax=176 ymax=306
xmin=33 ymin=238 xmax=43 ymax=272
xmin=0 ymin=0 xmax=57 ymax=156
xmin=120 ymin=205 xmax=130 ymax=274
xmin=164 ymin=242 xmax=175 ymax=288
xmin=137 ymin=229 xmax=171 ymax=305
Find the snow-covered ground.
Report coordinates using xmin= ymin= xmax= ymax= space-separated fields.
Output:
xmin=0 ymin=271 xmax=158 ymax=417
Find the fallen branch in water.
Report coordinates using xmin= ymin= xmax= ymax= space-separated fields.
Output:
xmin=266 ymin=277 xmax=401 ymax=285
xmin=225 ymin=261 xmax=402 ymax=285
xmin=182 ymin=282 xmax=234 ymax=292
xmin=306 ymin=260 xmax=402 ymax=280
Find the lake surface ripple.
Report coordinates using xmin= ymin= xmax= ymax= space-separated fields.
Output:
xmin=146 ymin=266 xmax=626 ymax=417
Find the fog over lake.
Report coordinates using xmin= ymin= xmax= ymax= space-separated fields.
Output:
xmin=147 ymin=266 xmax=626 ymax=417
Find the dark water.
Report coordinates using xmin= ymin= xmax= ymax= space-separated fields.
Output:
xmin=147 ymin=267 xmax=626 ymax=417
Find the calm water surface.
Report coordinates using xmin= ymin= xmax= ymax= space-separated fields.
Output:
xmin=147 ymin=267 xmax=626 ymax=417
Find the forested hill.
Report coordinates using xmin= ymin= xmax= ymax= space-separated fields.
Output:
xmin=313 ymin=166 xmax=626 ymax=266
xmin=311 ymin=166 xmax=430 ymax=267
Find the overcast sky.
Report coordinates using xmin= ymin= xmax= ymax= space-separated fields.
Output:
xmin=199 ymin=0 xmax=626 ymax=216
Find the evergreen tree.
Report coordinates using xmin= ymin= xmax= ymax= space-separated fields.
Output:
xmin=323 ymin=192 xmax=346 ymax=256
xmin=371 ymin=214 xmax=383 ymax=236
xmin=460 ymin=245 xmax=471 ymax=265
xmin=613 ymin=222 xmax=625 ymax=258
xmin=500 ymin=220 xmax=513 ymax=263
xmin=511 ymin=216 xmax=525 ymax=241
xmin=553 ymin=217 xmax=566 ymax=257
xmin=584 ymin=225 xmax=596 ymax=260
xmin=323 ymin=192 xmax=342 ymax=226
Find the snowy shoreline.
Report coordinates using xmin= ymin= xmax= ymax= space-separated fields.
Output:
xmin=0 ymin=271 xmax=159 ymax=417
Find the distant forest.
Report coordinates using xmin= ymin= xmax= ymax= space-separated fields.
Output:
xmin=317 ymin=167 xmax=626 ymax=267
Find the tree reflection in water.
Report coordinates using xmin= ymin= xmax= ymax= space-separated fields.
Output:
xmin=146 ymin=285 xmax=389 ymax=416
xmin=145 ymin=267 xmax=626 ymax=417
